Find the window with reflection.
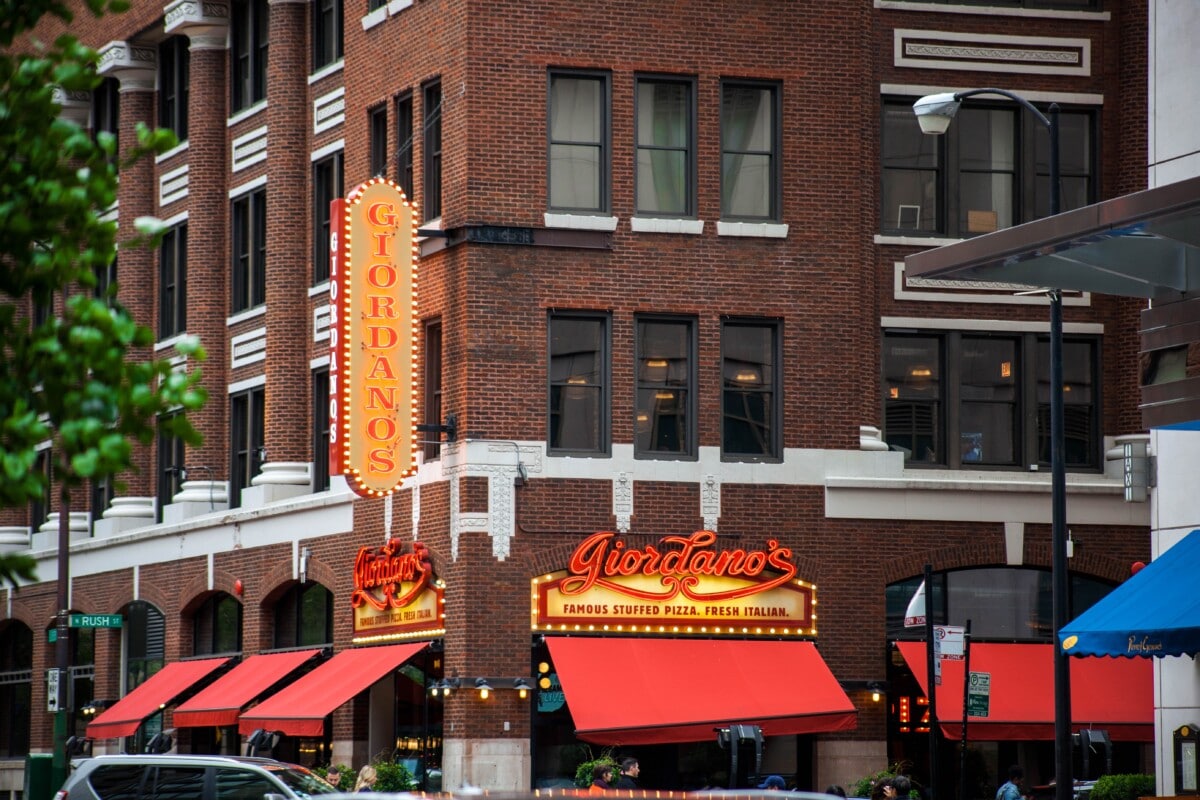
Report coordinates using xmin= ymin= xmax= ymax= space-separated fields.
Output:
xmin=423 ymin=320 xmax=443 ymax=462
xmin=124 ymin=601 xmax=165 ymax=752
xmin=194 ymin=593 xmax=243 ymax=656
xmin=548 ymin=71 xmax=609 ymax=214
xmin=274 ymin=583 xmax=333 ymax=648
xmin=312 ymin=0 xmax=342 ymax=71
xmin=0 ymin=622 xmax=32 ymax=757
xmin=636 ymin=77 xmax=695 ymax=217
xmin=313 ymin=150 xmax=343 ymax=285
xmin=423 ymin=81 xmax=442 ymax=220
xmin=549 ymin=313 xmax=608 ymax=454
xmin=232 ymin=0 xmax=268 ymax=112
xmin=157 ymin=412 xmax=186 ymax=522
xmin=721 ymin=81 xmax=780 ymax=221
xmin=159 ymin=37 xmax=189 ymax=140
xmin=313 ymin=368 xmax=330 ymax=491
xmin=635 ymin=317 xmax=695 ymax=458
xmin=70 ymin=627 xmax=95 ymax=738
xmin=722 ymin=320 xmax=780 ymax=459
xmin=230 ymin=386 xmax=265 ymax=509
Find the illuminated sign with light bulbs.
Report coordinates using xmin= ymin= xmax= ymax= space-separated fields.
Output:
xmin=329 ymin=179 xmax=419 ymax=497
xmin=351 ymin=538 xmax=445 ymax=642
xmin=532 ymin=530 xmax=818 ymax=637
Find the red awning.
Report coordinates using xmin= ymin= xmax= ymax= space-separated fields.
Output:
xmin=896 ymin=641 xmax=1153 ymax=741
xmin=546 ymin=637 xmax=857 ymax=745
xmin=238 ymin=643 xmax=427 ymax=737
xmin=173 ymin=649 xmax=322 ymax=728
xmin=87 ymin=657 xmax=232 ymax=739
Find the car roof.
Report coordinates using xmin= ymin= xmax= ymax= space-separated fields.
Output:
xmin=73 ymin=755 xmax=305 ymax=769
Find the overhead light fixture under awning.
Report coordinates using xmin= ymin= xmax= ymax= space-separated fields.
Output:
xmin=896 ymin=641 xmax=1152 ymax=741
xmin=545 ymin=637 xmax=857 ymax=745
xmin=238 ymin=642 xmax=427 ymax=737
xmin=173 ymin=649 xmax=322 ymax=728
xmin=1061 ymin=529 xmax=1200 ymax=658
xmin=903 ymin=174 xmax=1200 ymax=301
xmin=87 ymin=656 xmax=232 ymax=739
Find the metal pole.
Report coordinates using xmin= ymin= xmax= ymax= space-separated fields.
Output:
xmin=960 ymin=620 xmax=971 ymax=800
xmin=924 ymin=564 xmax=938 ymax=800
xmin=52 ymin=489 xmax=71 ymax=789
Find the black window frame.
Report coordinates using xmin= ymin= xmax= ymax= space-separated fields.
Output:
xmin=634 ymin=316 xmax=697 ymax=459
xmin=159 ymin=222 xmax=187 ymax=338
xmin=91 ymin=76 xmax=120 ymax=162
xmin=634 ymin=75 xmax=697 ymax=219
xmin=229 ymin=385 xmax=266 ymax=509
xmin=273 ymin=583 xmax=333 ymax=649
xmin=29 ymin=448 xmax=52 ymax=532
xmin=193 ymin=593 xmax=243 ymax=656
xmin=423 ymin=319 xmax=443 ymax=463
xmin=231 ymin=0 xmax=269 ymax=112
xmin=548 ymin=311 xmax=611 ymax=456
xmin=156 ymin=412 xmax=186 ymax=523
xmin=721 ymin=318 xmax=782 ymax=461
xmin=158 ymin=37 xmax=189 ymax=140
xmin=312 ymin=0 xmax=343 ymax=71
xmin=369 ymin=103 xmax=388 ymax=178
xmin=547 ymin=70 xmax=611 ymax=215
xmin=0 ymin=623 xmax=33 ymax=758
xmin=719 ymin=79 xmax=782 ymax=222
xmin=231 ymin=187 xmax=267 ymax=313
xmin=881 ymin=96 xmax=1096 ymax=237
xmin=423 ymin=80 xmax=442 ymax=221
xmin=881 ymin=330 xmax=1102 ymax=471
xmin=312 ymin=367 xmax=331 ymax=491
xmin=395 ymin=92 xmax=414 ymax=201
xmin=313 ymin=150 xmax=343 ymax=285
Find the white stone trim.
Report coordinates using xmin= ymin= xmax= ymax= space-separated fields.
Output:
xmin=308 ymin=60 xmax=343 ymax=86
xmin=893 ymin=263 xmax=1094 ymax=306
xmin=874 ymin=0 xmax=1109 ymax=22
xmin=232 ymin=124 xmax=269 ymax=172
xmin=543 ymin=213 xmax=619 ymax=232
xmin=311 ymin=139 xmax=345 ymax=163
xmin=388 ymin=0 xmax=414 ymax=15
xmin=228 ymin=373 xmax=266 ymax=395
xmin=155 ymin=140 xmax=190 ymax=164
xmin=227 ymin=101 xmax=267 ymax=128
xmin=717 ymin=221 xmax=789 ymax=238
xmin=314 ymin=304 xmax=331 ymax=342
xmin=880 ymin=83 xmax=1104 ymax=107
xmin=159 ymin=164 xmax=189 ymax=206
xmin=314 ymin=87 xmax=346 ymax=134
xmin=226 ymin=305 xmax=266 ymax=327
xmin=881 ymin=315 xmax=1103 ymax=334
xmin=361 ymin=5 xmax=387 ymax=30
xmin=229 ymin=173 xmax=267 ymax=199
xmin=230 ymin=327 xmax=267 ymax=369
xmin=630 ymin=217 xmax=704 ymax=234
xmin=894 ymin=29 xmax=1091 ymax=77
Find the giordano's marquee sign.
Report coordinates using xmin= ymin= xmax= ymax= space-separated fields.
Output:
xmin=351 ymin=539 xmax=445 ymax=643
xmin=533 ymin=530 xmax=817 ymax=637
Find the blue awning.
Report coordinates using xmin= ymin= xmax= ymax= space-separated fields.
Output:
xmin=1060 ymin=529 xmax=1200 ymax=657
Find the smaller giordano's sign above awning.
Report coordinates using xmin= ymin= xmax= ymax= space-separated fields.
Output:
xmin=532 ymin=531 xmax=817 ymax=637
xmin=351 ymin=539 xmax=445 ymax=644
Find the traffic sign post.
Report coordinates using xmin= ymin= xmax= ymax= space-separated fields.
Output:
xmin=967 ymin=671 xmax=990 ymax=718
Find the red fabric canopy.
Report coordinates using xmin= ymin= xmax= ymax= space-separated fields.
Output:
xmin=238 ymin=643 xmax=426 ymax=737
xmin=87 ymin=657 xmax=231 ymax=739
xmin=173 ymin=649 xmax=321 ymax=728
xmin=896 ymin=641 xmax=1153 ymax=741
xmin=546 ymin=637 xmax=857 ymax=745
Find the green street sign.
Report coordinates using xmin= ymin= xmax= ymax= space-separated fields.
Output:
xmin=69 ymin=614 xmax=124 ymax=628
xmin=967 ymin=670 xmax=990 ymax=718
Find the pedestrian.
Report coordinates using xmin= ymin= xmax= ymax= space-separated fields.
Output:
xmin=325 ymin=766 xmax=342 ymax=788
xmin=877 ymin=775 xmax=912 ymax=800
xmin=616 ymin=758 xmax=640 ymax=789
xmin=589 ymin=763 xmax=615 ymax=793
xmin=826 ymin=786 xmax=848 ymax=798
xmin=354 ymin=764 xmax=377 ymax=793
xmin=758 ymin=775 xmax=786 ymax=790
xmin=996 ymin=765 xmax=1025 ymax=800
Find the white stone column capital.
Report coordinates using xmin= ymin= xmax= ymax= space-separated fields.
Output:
xmin=97 ymin=40 xmax=158 ymax=91
xmin=164 ymin=0 xmax=231 ymax=49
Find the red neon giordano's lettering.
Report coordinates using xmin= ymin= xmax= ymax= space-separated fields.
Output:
xmin=351 ymin=539 xmax=431 ymax=610
xmin=560 ymin=530 xmax=797 ymax=602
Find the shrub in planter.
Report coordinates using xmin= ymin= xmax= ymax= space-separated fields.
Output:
xmin=373 ymin=761 xmax=416 ymax=792
xmin=575 ymin=754 xmax=620 ymax=789
xmin=1088 ymin=774 xmax=1155 ymax=800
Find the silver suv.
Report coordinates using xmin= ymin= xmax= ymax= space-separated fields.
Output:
xmin=54 ymin=755 xmax=340 ymax=800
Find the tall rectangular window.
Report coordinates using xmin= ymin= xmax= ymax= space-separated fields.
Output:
xmin=94 ymin=255 xmax=117 ymax=304
xmin=159 ymin=223 xmax=187 ymax=338
xmin=312 ymin=368 xmax=330 ymax=491
xmin=156 ymin=413 xmax=185 ymax=522
xmin=396 ymin=93 xmax=414 ymax=201
xmin=721 ymin=81 xmax=780 ymax=221
xmin=548 ymin=72 xmax=609 ymax=213
xmin=231 ymin=188 xmax=267 ymax=312
xmin=159 ymin=37 xmax=189 ymax=140
xmin=232 ymin=0 xmax=269 ymax=112
xmin=230 ymin=386 xmax=265 ymax=509
xmin=722 ymin=320 xmax=780 ymax=459
xmin=548 ymin=313 xmax=608 ymax=454
xmin=881 ymin=98 xmax=1095 ymax=236
xmin=312 ymin=0 xmax=343 ymax=71
xmin=423 ymin=81 xmax=442 ymax=220
xmin=635 ymin=77 xmax=695 ymax=217
xmin=313 ymin=151 xmax=343 ymax=285
xmin=635 ymin=317 xmax=695 ymax=458
xmin=91 ymin=77 xmax=119 ymax=162
xmin=28 ymin=449 xmax=52 ymax=533
xmin=423 ymin=320 xmax=442 ymax=462
xmin=369 ymin=104 xmax=387 ymax=177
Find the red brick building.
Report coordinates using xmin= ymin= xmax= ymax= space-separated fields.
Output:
xmin=0 ymin=0 xmax=1154 ymax=796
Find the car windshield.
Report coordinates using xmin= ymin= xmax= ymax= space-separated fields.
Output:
xmin=263 ymin=765 xmax=340 ymax=796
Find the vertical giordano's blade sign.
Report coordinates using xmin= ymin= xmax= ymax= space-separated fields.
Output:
xmin=330 ymin=179 xmax=420 ymax=497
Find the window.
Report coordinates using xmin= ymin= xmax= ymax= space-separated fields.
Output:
xmin=232 ymin=188 xmax=266 ymax=312
xmin=882 ymin=331 xmax=1100 ymax=469
xmin=313 ymin=151 xmax=343 ymax=285
xmin=548 ymin=313 xmax=608 ymax=454
xmin=29 ymin=449 xmax=51 ymax=532
xmin=635 ymin=317 xmax=695 ymax=458
xmin=230 ymin=386 xmax=265 ymax=509
xmin=274 ymin=583 xmax=333 ymax=648
xmin=91 ymin=474 xmax=114 ymax=528
xmin=159 ymin=37 xmax=189 ymax=140
xmin=396 ymin=93 xmax=414 ymax=201
xmin=881 ymin=98 xmax=1095 ymax=236
xmin=722 ymin=320 xmax=780 ymax=459
xmin=369 ymin=104 xmax=387 ymax=177
xmin=312 ymin=0 xmax=342 ymax=71
xmin=721 ymin=81 xmax=780 ymax=221
xmin=69 ymin=628 xmax=94 ymax=738
xmin=159 ymin=222 xmax=187 ymax=338
xmin=92 ymin=76 xmax=119 ymax=161
xmin=194 ymin=593 xmax=243 ymax=656
xmin=423 ymin=320 xmax=442 ymax=462
xmin=0 ymin=623 xmax=32 ymax=758
xmin=232 ymin=0 xmax=269 ymax=112
xmin=124 ymin=600 xmax=165 ymax=752
xmin=368 ymin=0 xmax=386 ymax=10
xmin=548 ymin=71 xmax=609 ymax=213
xmin=94 ymin=255 xmax=117 ymax=304
xmin=215 ymin=769 xmax=279 ymax=800
xmin=156 ymin=413 xmax=186 ymax=522
xmin=312 ymin=368 xmax=330 ymax=490
xmin=635 ymin=77 xmax=695 ymax=217
xmin=423 ymin=81 xmax=442 ymax=220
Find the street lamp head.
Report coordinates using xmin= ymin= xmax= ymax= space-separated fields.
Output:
xmin=912 ymin=92 xmax=961 ymax=135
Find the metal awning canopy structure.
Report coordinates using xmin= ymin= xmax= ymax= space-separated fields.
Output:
xmin=904 ymin=174 xmax=1200 ymax=301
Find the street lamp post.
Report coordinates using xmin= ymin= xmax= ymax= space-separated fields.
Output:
xmin=913 ymin=88 xmax=1070 ymax=800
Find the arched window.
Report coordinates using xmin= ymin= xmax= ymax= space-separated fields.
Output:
xmin=70 ymin=627 xmax=95 ymax=737
xmin=0 ymin=622 xmax=32 ymax=757
xmin=274 ymin=583 xmax=333 ymax=649
xmin=123 ymin=601 xmax=165 ymax=753
xmin=194 ymin=593 xmax=243 ymax=656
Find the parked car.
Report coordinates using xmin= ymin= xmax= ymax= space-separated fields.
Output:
xmin=54 ymin=754 xmax=340 ymax=800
